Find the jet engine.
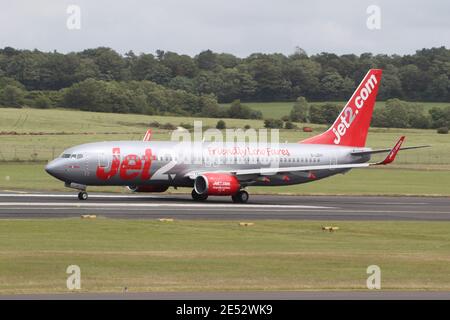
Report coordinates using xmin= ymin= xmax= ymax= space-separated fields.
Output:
xmin=194 ymin=173 xmax=240 ymax=196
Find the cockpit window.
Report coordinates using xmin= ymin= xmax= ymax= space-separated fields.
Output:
xmin=60 ymin=153 xmax=83 ymax=159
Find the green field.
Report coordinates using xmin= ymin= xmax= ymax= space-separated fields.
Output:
xmin=0 ymin=107 xmax=448 ymax=195
xmin=0 ymin=219 xmax=449 ymax=294
xmin=1 ymin=163 xmax=449 ymax=196
xmin=226 ymin=101 xmax=450 ymax=119
xmin=0 ymin=108 xmax=448 ymax=166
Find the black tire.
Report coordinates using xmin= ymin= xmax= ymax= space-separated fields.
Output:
xmin=78 ymin=191 xmax=88 ymax=200
xmin=191 ymin=189 xmax=208 ymax=201
xmin=232 ymin=190 xmax=249 ymax=203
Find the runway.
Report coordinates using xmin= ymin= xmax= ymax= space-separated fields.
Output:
xmin=0 ymin=191 xmax=449 ymax=220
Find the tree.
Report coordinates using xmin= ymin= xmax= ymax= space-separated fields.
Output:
xmin=198 ymin=94 xmax=222 ymax=117
xmin=227 ymin=99 xmax=262 ymax=119
xmin=319 ymin=72 xmax=346 ymax=100
xmin=429 ymin=106 xmax=450 ymax=128
xmin=309 ymin=103 xmax=340 ymax=124
xmin=289 ymin=96 xmax=309 ymax=122
xmin=246 ymin=54 xmax=292 ymax=101
xmin=372 ymin=99 xmax=432 ymax=128
xmin=216 ymin=120 xmax=226 ymax=129
xmin=286 ymin=59 xmax=321 ymax=98
xmin=129 ymin=53 xmax=171 ymax=84
xmin=168 ymin=76 xmax=195 ymax=93
xmin=196 ymin=50 xmax=218 ymax=70
xmin=0 ymin=85 xmax=25 ymax=107
xmin=399 ymin=64 xmax=426 ymax=100
xmin=284 ymin=121 xmax=297 ymax=129
xmin=264 ymin=119 xmax=284 ymax=128
xmin=35 ymin=96 xmax=51 ymax=108
xmin=161 ymin=51 xmax=197 ymax=78
xmin=81 ymin=47 xmax=125 ymax=81
xmin=426 ymin=74 xmax=449 ymax=101
xmin=378 ymin=70 xmax=403 ymax=100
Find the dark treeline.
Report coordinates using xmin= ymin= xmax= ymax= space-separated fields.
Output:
xmin=0 ymin=46 xmax=449 ymax=125
xmin=1 ymin=46 xmax=450 ymax=102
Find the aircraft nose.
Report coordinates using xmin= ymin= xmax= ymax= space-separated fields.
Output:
xmin=45 ymin=159 xmax=64 ymax=179
xmin=45 ymin=161 xmax=57 ymax=175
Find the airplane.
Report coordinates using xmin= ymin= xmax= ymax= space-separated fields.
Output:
xmin=45 ymin=69 xmax=429 ymax=203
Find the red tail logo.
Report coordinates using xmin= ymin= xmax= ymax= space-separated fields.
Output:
xmin=301 ymin=69 xmax=382 ymax=147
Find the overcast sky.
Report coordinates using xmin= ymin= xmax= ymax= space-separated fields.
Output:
xmin=0 ymin=0 xmax=448 ymax=57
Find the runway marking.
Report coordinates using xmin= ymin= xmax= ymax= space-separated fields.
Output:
xmin=0 ymin=202 xmax=334 ymax=209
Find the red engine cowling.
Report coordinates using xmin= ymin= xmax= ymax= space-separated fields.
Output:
xmin=194 ymin=173 xmax=240 ymax=196
xmin=127 ymin=185 xmax=169 ymax=193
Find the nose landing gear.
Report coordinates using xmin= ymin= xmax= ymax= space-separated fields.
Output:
xmin=65 ymin=182 xmax=88 ymax=201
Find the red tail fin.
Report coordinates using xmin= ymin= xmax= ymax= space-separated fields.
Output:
xmin=300 ymin=69 xmax=382 ymax=147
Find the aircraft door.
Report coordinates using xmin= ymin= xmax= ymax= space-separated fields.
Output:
xmin=329 ymin=152 xmax=337 ymax=169
xmin=83 ymin=153 xmax=90 ymax=177
xmin=98 ymin=153 xmax=110 ymax=171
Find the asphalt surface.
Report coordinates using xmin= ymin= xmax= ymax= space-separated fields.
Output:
xmin=0 ymin=191 xmax=449 ymax=220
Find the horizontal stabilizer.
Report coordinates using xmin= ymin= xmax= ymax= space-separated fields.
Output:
xmin=351 ymin=145 xmax=431 ymax=156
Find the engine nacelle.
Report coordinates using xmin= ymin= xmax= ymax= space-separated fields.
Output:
xmin=194 ymin=173 xmax=240 ymax=196
xmin=127 ymin=185 xmax=169 ymax=193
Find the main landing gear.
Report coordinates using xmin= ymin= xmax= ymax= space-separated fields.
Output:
xmin=191 ymin=189 xmax=249 ymax=203
xmin=78 ymin=191 xmax=88 ymax=200
xmin=232 ymin=190 xmax=249 ymax=203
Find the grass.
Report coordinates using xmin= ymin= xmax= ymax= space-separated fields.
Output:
xmin=1 ymin=163 xmax=449 ymax=196
xmin=0 ymin=219 xmax=449 ymax=294
xmin=0 ymin=108 xmax=448 ymax=165
xmin=225 ymin=101 xmax=450 ymax=119
xmin=0 ymin=107 xmax=448 ymax=195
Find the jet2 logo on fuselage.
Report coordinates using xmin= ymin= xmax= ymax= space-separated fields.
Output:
xmin=332 ymin=74 xmax=378 ymax=145
xmin=96 ymin=148 xmax=153 ymax=180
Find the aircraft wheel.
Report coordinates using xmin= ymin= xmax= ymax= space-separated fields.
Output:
xmin=232 ymin=190 xmax=249 ymax=203
xmin=78 ymin=191 xmax=88 ymax=201
xmin=191 ymin=189 xmax=208 ymax=201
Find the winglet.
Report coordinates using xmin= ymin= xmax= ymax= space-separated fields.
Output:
xmin=376 ymin=136 xmax=405 ymax=165
xmin=143 ymin=129 xmax=152 ymax=141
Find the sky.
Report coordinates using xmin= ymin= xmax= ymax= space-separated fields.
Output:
xmin=0 ymin=0 xmax=449 ymax=57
